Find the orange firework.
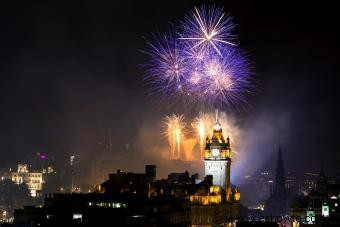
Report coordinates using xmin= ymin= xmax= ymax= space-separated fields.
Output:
xmin=163 ymin=114 xmax=186 ymax=160
xmin=191 ymin=112 xmax=210 ymax=160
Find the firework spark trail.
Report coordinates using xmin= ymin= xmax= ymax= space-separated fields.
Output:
xmin=191 ymin=112 xmax=210 ymax=160
xmin=162 ymin=112 xmax=240 ymax=161
xmin=180 ymin=5 xmax=236 ymax=57
xmin=163 ymin=114 xmax=186 ymax=160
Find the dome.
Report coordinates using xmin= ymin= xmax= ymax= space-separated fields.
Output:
xmin=213 ymin=122 xmax=222 ymax=131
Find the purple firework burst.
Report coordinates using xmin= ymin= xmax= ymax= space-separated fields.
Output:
xmin=188 ymin=49 xmax=253 ymax=107
xmin=142 ymin=5 xmax=253 ymax=109
xmin=142 ymin=31 xmax=189 ymax=98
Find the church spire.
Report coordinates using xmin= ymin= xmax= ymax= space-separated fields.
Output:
xmin=266 ymin=146 xmax=288 ymax=216
xmin=275 ymin=145 xmax=286 ymax=193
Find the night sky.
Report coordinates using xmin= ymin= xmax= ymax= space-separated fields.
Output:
xmin=0 ymin=1 xmax=339 ymax=180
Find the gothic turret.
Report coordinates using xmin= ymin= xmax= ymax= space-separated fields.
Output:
xmin=265 ymin=146 xmax=289 ymax=216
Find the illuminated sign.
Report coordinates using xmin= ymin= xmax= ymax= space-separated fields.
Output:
xmin=306 ymin=210 xmax=315 ymax=224
xmin=322 ymin=203 xmax=329 ymax=217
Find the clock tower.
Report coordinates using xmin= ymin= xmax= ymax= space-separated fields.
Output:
xmin=204 ymin=118 xmax=232 ymax=198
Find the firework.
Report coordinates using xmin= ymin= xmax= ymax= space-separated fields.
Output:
xmin=142 ymin=5 xmax=253 ymax=108
xmin=180 ymin=5 xmax=236 ymax=57
xmin=191 ymin=112 xmax=210 ymax=160
xmin=142 ymin=31 xmax=189 ymax=99
xmin=192 ymin=49 xmax=252 ymax=107
xmin=161 ymin=111 xmax=241 ymax=161
xmin=163 ymin=114 xmax=186 ymax=160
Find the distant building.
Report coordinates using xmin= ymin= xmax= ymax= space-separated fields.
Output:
xmin=168 ymin=170 xmax=191 ymax=183
xmin=11 ymin=164 xmax=44 ymax=197
xmin=256 ymin=171 xmax=274 ymax=202
xmin=241 ymin=170 xmax=274 ymax=207
xmin=286 ymin=171 xmax=298 ymax=196
xmin=290 ymin=165 xmax=340 ymax=225
xmin=145 ymin=164 xmax=156 ymax=183
xmin=100 ymin=167 xmax=151 ymax=196
xmin=0 ymin=178 xmax=30 ymax=223
xmin=301 ymin=172 xmax=319 ymax=195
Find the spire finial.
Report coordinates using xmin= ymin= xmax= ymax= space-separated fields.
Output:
xmin=213 ymin=109 xmax=222 ymax=132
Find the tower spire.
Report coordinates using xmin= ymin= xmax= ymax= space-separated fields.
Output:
xmin=215 ymin=109 xmax=219 ymax=124
xmin=213 ymin=109 xmax=222 ymax=132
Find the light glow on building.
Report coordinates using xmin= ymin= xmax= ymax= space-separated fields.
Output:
xmin=11 ymin=164 xmax=44 ymax=197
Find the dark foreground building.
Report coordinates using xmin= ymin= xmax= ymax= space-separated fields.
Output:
xmin=13 ymin=167 xmax=239 ymax=227
xmin=13 ymin=121 xmax=241 ymax=226
xmin=14 ymin=193 xmax=189 ymax=226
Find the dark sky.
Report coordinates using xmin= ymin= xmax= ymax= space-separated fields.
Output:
xmin=0 ymin=1 xmax=339 ymax=178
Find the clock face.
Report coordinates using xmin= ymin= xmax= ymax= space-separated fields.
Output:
xmin=211 ymin=148 xmax=220 ymax=157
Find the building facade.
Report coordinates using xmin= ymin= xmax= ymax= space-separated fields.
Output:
xmin=11 ymin=164 xmax=43 ymax=197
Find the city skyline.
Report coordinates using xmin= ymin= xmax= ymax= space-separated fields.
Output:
xmin=0 ymin=0 xmax=339 ymax=192
xmin=1 ymin=1 xmax=339 ymax=226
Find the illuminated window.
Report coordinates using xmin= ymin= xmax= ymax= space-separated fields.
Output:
xmin=73 ymin=213 xmax=82 ymax=222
